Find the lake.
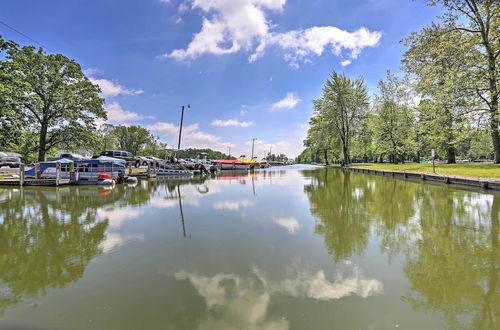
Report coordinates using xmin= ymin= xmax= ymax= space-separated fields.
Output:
xmin=0 ymin=165 xmax=498 ymax=330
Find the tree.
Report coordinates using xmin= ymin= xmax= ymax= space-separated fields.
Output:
xmin=0 ymin=37 xmax=25 ymax=150
xmin=425 ymin=0 xmax=500 ymax=163
xmin=304 ymin=112 xmax=337 ymax=165
xmin=1 ymin=45 xmax=105 ymax=161
xmin=372 ymin=71 xmax=417 ymax=163
xmin=314 ymin=72 xmax=369 ymax=164
xmin=403 ymin=25 xmax=476 ymax=163
xmin=113 ymin=125 xmax=155 ymax=155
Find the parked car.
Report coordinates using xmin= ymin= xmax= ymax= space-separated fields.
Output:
xmin=99 ymin=150 xmax=141 ymax=167
xmin=136 ymin=156 xmax=151 ymax=166
xmin=0 ymin=152 xmax=23 ymax=168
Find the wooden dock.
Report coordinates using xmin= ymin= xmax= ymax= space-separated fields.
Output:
xmin=333 ymin=166 xmax=500 ymax=191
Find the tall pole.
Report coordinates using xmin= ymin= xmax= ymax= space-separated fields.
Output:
xmin=177 ymin=105 xmax=190 ymax=151
xmin=251 ymin=138 xmax=257 ymax=160
xmin=228 ymin=146 xmax=231 ymax=157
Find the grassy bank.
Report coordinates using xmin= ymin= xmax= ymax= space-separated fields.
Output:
xmin=349 ymin=163 xmax=500 ymax=179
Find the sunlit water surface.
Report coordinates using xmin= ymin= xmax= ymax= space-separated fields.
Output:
xmin=0 ymin=165 xmax=498 ymax=330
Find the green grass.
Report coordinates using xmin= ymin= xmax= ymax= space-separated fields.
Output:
xmin=350 ymin=162 xmax=500 ymax=179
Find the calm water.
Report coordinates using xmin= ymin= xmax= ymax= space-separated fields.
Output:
xmin=0 ymin=165 xmax=498 ymax=330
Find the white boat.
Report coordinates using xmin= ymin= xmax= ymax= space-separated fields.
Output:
xmin=156 ymin=168 xmax=193 ymax=176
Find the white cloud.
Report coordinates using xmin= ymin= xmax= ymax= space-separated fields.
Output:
xmin=271 ymin=93 xmax=300 ymax=111
xmin=240 ymin=109 xmax=248 ymax=116
xmin=340 ymin=59 xmax=352 ymax=66
xmin=272 ymin=216 xmax=301 ymax=234
xmin=178 ymin=2 xmax=190 ymax=12
xmin=148 ymin=121 xmax=234 ymax=150
xmin=106 ymin=102 xmax=144 ymax=123
xmin=89 ymin=78 xmax=144 ymax=98
xmin=211 ymin=118 xmax=254 ymax=127
xmin=160 ymin=0 xmax=381 ymax=67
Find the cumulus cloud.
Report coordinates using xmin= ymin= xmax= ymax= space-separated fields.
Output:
xmin=160 ymin=0 xmax=381 ymax=68
xmin=211 ymin=118 xmax=254 ymax=127
xmin=340 ymin=59 xmax=352 ymax=66
xmin=106 ymin=102 xmax=144 ymax=123
xmin=148 ymin=121 xmax=234 ymax=150
xmin=271 ymin=93 xmax=300 ymax=111
xmin=89 ymin=78 xmax=144 ymax=98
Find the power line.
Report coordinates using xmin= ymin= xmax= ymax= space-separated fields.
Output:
xmin=0 ymin=19 xmax=54 ymax=52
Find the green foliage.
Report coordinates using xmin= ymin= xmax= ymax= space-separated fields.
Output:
xmin=372 ymin=71 xmax=418 ymax=163
xmin=113 ymin=125 xmax=155 ymax=155
xmin=0 ymin=40 xmax=106 ymax=160
xmin=313 ymin=71 xmax=369 ymax=164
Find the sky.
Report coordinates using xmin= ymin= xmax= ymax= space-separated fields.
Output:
xmin=1 ymin=0 xmax=443 ymax=158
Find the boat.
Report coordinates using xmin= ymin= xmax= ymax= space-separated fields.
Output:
xmin=212 ymin=155 xmax=260 ymax=171
xmin=25 ymin=156 xmax=130 ymax=185
xmin=156 ymin=168 xmax=193 ymax=176
xmin=212 ymin=159 xmax=249 ymax=170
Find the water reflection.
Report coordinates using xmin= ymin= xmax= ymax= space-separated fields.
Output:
xmin=303 ymin=168 xmax=500 ymax=329
xmin=174 ymin=262 xmax=383 ymax=330
xmin=0 ymin=167 xmax=497 ymax=329
xmin=0 ymin=187 xmax=108 ymax=315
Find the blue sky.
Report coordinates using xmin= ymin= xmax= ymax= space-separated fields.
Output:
xmin=2 ymin=0 xmax=442 ymax=157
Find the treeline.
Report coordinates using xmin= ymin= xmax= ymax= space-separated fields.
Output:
xmin=298 ymin=0 xmax=499 ymax=165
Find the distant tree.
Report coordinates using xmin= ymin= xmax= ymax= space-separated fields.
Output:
xmin=1 ymin=44 xmax=105 ymax=160
xmin=113 ymin=125 xmax=154 ymax=155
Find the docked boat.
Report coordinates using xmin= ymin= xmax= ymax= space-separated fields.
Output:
xmin=156 ymin=168 xmax=193 ymax=176
xmin=212 ymin=159 xmax=249 ymax=170
xmin=25 ymin=156 xmax=130 ymax=185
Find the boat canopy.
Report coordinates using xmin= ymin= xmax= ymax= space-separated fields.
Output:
xmin=94 ymin=156 xmax=126 ymax=167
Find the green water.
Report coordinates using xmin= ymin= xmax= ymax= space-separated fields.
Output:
xmin=0 ymin=166 xmax=498 ymax=330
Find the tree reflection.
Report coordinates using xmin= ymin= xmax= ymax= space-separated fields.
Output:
xmin=0 ymin=188 xmax=108 ymax=314
xmin=303 ymin=168 xmax=499 ymax=329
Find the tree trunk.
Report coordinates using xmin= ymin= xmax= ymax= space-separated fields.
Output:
xmin=446 ymin=146 xmax=456 ymax=164
xmin=342 ymin=146 xmax=350 ymax=165
xmin=324 ymin=149 xmax=329 ymax=166
xmin=491 ymin=117 xmax=500 ymax=163
xmin=38 ymin=123 xmax=48 ymax=161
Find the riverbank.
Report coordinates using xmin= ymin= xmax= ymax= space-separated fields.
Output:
xmin=328 ymin=163 xmax=500 ymax=191
xmin=349 ymin=162 xmax=500 ymax=180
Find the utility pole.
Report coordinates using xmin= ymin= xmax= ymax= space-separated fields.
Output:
xmin=177 ymin=105 xmax=190 ymax=151
xmin=228 ymin=146 xmax=231 ymax=157
xmin=251 ymin=138 xmax=257 ymax=160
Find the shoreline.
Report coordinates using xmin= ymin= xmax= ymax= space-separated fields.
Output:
xmin=326 ymin=165 xmax=500 ymax=191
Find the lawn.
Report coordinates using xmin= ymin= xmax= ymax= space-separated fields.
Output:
xmin=349 ymin=162 xmax=500 ymax=179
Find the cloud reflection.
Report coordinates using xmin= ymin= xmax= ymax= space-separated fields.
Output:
xmin=272 ymin=217 xmax=301 ymax=234
xmin=174 ymin=264 xmax=382 ymax=329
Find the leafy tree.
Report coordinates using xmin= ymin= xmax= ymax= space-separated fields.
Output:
xmin=372 ymin=71 xmax=417 ymax=163
xmin=0 ymin=36 xmax=25 ymax=150
xmin=304 ymin=112 xmax=337 ymax=165
xmin=113 ymin=125 xmax=154 ymax=155
xmin=314 ymin=72 xmax=369 ymax=164
xmin=425 ymin=0 xmax=500 ymax=163
xmin=403 ymin=25 xmax=476 ymax=163
xmin=1 ymin=45 xmax=105 ymax=160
